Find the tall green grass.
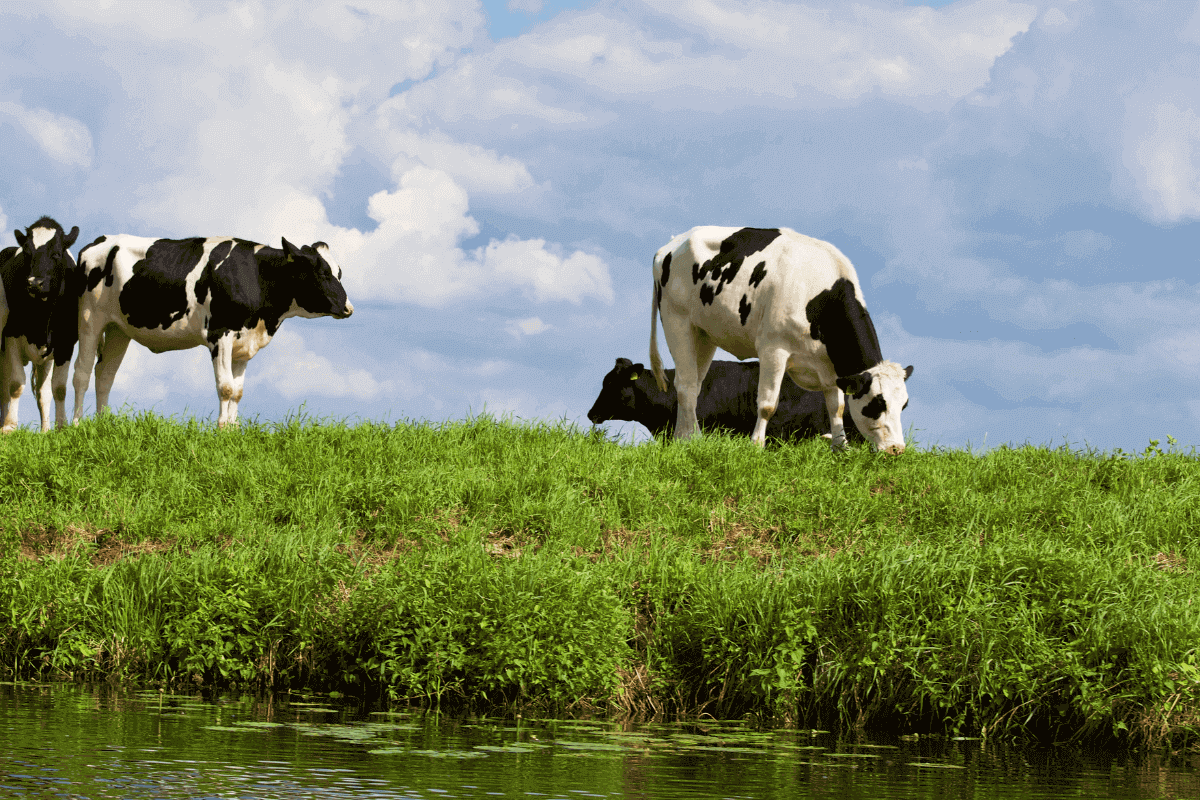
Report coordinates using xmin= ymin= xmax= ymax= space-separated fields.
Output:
xmin=1 ymin=412 xmax=1198 ymax=746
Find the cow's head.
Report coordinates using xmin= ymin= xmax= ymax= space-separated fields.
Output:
xmin=281 ymin=238 xmax=354 ymax=319
xmin=13 ymin=217 xmax=79 ymax=300
xmin=588 ymin=358 xmax=658 ymax=425
xmin=836 ymin=361 xmax=913 ymax=454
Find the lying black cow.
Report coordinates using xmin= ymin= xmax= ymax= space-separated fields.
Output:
xmin=588 ymin=358 xmax=864 ymax=443
xmin=1 ymin=216 xmax=81 ymax=432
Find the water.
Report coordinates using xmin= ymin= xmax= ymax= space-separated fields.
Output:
xmin=0 ymin=683 xmax=1196 ymax=799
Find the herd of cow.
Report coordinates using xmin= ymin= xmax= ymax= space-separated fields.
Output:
xmin=2 ymin=217 xmax=910 ymax=452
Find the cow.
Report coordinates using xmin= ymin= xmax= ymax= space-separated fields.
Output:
xmin=0 ymin=217 xmax=81 ymax=432
xmin=650 ymin=226 xmax=912 ymax=453
xmin=588 ymin=357 xmax=865 ymax=445
xmin=72 ymin=235 xmax=353 ymax=429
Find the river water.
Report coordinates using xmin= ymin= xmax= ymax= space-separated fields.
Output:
xmin=0 ymin=683 xmax=1196 ymax=799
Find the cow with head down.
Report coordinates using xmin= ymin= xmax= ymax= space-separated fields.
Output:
xmin=0 ymin=216 xmax=81 ymax=432
xmin=73 ymin=234 xmax=354 ymax=429
xmin=588 ymin=357 xmax=864 ymax=444
xmin=650 ymin=226 xmax=912 ymax=452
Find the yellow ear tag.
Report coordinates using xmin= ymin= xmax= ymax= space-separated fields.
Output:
xmin=286 ymin=255 xmax=294 ymax=263
xmin=630 ymin=374 xmax=638 ymax=380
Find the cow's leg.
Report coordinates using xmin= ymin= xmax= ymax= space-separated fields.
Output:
xmin=72 ymin=316 xmax=103 ymax=424
xmin=228 ymin=359 xmax=249 ymax=427
xmin=822 ymin=385 xmax=848 ymax=452
xmin=211 ymin=335 xmax=237 ymax=429
xmin=93 ymin=328 xmax=133 ymax=417
xmin=661 ymin=315 xmax=710 ymax=440
xmin=51 ymin=357 xmax=70 ymax=429
xmin=751 ymin=348 xmax=790 ymax=447
xmin=0 ymin=342 xmax=19 ymax=434
xmin=31 ymin=359 xmax=54 ymax=432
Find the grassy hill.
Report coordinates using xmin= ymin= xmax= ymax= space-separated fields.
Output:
xmin=2 ymin=412 xmax=1197 ymax=746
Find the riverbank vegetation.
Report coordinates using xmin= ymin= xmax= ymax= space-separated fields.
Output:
xmin=2 ymin=412 xmax=1198 ymax=747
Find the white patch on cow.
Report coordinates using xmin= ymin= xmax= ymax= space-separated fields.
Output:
xmin=231 ymin=319 xmax=272 ymax=361
xmin=313 ymin=242 xmax=343 ymax=279
xmin=29 ymin=225 xmax=56 ymax=249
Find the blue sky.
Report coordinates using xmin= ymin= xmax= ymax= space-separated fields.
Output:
xmin=2 ymin=0 xmax=1199 ymax=452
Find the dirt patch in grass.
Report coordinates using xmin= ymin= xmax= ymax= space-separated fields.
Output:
xmin=17 ymin=524 xmax=174 ymax=566
xmin=704 ymin=522 xmax=779 ymax=565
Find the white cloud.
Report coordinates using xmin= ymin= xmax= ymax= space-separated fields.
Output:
xmin=509 ymin=0 xmax=544 ymax=13
xmin=505 ymin=316 xmax=552 ymax=338
xmin=393 ymin=0 xmax=1038 ymax=127
xmin=249 ymin=329 xmax=396 ymax=401
xmin=0 ymin=100 xmax=93 ymax=168
xmin=106 ymin=345 xmax=213 ymax=406
xmin=1129 ymin=101 xmax=1200 ymax=222
xmin=480 ymin=236 xmax=614 ymax=304
xmin=380 ymin=128 xmax=536 ymax=194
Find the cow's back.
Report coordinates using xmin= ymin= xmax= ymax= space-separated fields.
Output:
xmin=655 ymin=226 xmax=860 ymax=362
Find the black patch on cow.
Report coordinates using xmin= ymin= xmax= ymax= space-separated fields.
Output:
xmin=692 ymin=229 xmax=781 ymax=305
xmin=120 ymin=238 xmax=208 ymax=330
xmin=749 ymin=261 xmax=767 ymax=288
xmin=805 ymin=277 xmax=883 ymax=376
xmin=739 ymin=294 xmax=752 ymax=325
xmin=861 ymin=394 xmax=887 ymax=420
xmin=655 ymin=283 xmax=662 ymax=308
xmin=660 ymin=252 xmax=671 ymax=287
xmin=699 ymin=283 xmax=714 ymax=306
xmin=88 ymin=244 xmax=119 ymax=291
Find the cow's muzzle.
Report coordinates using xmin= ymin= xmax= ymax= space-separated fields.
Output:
xmin=337 ymin=301 xmax=354 ymax=319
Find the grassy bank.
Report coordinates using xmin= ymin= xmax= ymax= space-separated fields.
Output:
xmin=2 ymin=412 xmax=1198 ymax=746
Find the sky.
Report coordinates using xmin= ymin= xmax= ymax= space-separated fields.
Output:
xmin=2 ymin=0 xmax=1199 ymax=452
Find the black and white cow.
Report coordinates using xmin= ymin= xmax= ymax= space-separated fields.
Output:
xmin=650 ymin=226 xmax=912 ymax=452
xmin=73 ymin=235 xmax=354 ymax=428
xmin=0 ymin=217 xmax=81 ymax=432
xmin=588 ymin=357 xmax=865 ymax=444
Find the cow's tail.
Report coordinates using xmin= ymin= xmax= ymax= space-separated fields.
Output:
xmin=649 ymin=269 xmax=668 ymax=393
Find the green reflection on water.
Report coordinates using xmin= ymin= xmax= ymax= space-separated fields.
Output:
xmin=0 ymin=684 xmax=1197 ymax=800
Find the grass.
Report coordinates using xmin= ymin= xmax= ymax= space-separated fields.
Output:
xmin=1 ymin=411 xmax=1198 ymax=748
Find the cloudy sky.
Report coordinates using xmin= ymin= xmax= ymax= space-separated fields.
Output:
xmin=2 ymin=0 xmax=1199 ymax=452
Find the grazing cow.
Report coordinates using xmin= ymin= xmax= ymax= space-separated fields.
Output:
xmin=73 ymin=235 xmax=353 ymax=428
xmin=0 ymin=217 xmax=81 ymax=432
xmin=588 ymin=357 xmax=864 ymax=444
xmin=650 ymin=226 xmax=912 ymax=452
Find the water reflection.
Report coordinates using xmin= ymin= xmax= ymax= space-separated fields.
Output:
xmin=0 ymin=683 xmax=1196 ymax=799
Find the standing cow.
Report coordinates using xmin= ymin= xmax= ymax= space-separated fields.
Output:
xmin=0 ymin=217 xmax=81 ymax=432
xmin=650 ymin=226 xmax=912 ymax=452
xmin=588 ymin=357 xmax=864 ymax=444
xmin=73 ymin=235 xmax=353 ymax=429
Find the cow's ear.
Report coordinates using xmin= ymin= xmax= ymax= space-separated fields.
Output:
xmin=63 ymin=226 xmax=79 ymax=248
xmin=904 ymin=365 xmax=914 ymax=381
xmin=14 ymin=229 xmax=26 ymax=247
xmin=836 ymin=372 xmax=872 ymax=398
xmin=281 ymin=238 xmax=309 ymax=265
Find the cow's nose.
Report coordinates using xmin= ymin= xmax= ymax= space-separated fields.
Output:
xmin=342 ymin=300 xmax=354 ymax=317
xmin=885 ymin=443 xmax=905 ymax=455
